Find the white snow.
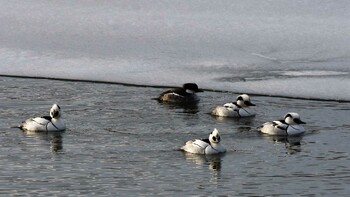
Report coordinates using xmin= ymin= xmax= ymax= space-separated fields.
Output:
xmin=0 ymin=1 xmax=349 ymax=101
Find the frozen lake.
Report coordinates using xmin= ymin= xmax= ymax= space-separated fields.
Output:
xmin=0 ymin=1 xmax=350 ymax=195
xmin=0 ymin=1 xmax=349 ymax=101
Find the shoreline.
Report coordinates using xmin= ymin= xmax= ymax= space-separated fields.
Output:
xmin=1 ymin=74 xmax=348 ymax=103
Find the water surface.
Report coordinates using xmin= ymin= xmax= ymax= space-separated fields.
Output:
xmin=0 ymin=77 xmax=349 ymax=196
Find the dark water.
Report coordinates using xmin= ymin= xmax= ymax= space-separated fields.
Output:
xmin=0 ymin=76 xmax=349 ymax=196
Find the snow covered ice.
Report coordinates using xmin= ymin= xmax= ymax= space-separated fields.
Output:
xmin=1 ymin=1 xmax=349 ymax=101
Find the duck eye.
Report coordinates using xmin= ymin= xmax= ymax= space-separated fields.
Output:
xmin=51 ymin=110 xmax=59 ymax=118
xmin=212 ymin=136 xmax=217 ymax=141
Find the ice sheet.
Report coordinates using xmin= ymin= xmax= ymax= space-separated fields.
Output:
xmin=1 ymin=1 xmax=349 ymax=101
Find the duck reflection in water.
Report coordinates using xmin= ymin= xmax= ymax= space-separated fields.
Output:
xmin=182 ymin=152 xmax=225 ymax=184
xmin=212 ymin=115 xmax=256 ymax=132
xmin=23 ymin=130 xmax=64 ymax=152
xmin=158 ymin=101 xmax=199 ymax=114
xmin=263 ymin=134 xmax=303 ymax=154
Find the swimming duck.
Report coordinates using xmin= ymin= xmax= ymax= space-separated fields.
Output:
xmin=259 ymin=112 xmax=306 ymax=136
xmin=158 ymin=83 xmax=203 ymax=103
xmin=180 ymin=128 xmax=226 ymax=155
xmin=211 ymin=94 xmax=256 ymax=117
xmin=19 ymin=104 xmax=66 ymax=132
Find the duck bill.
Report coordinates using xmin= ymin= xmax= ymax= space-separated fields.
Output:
xmin=244 ymin=101 xmax=256 ymax=106
xmin=295 ymin=119 xmax=306 ymax=124
xmin=196 ymin=89 xmax=204 ymax=92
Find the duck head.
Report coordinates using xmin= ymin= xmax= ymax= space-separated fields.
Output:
xmin=236 ymin=94 xmax=255 ymax=107
xmin=209 ymin=128 xmax=221 ymax=144
xmin=50 ymin=104 xmax=62 ymax=119
xmin=284 ymin=112 xmax=306 ymax=125
xmin=183 ymin=83 xmax=203 ymax=94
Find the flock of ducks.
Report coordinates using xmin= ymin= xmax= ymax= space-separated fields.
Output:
xmin=18 ymin=83 xmax=306 ymax=155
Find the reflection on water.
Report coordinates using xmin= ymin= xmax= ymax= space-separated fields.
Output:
xmin=48 ymin=132 xmax=64 ymax=152
xmin=182 ymin=152 xmax=225 ymax=185
xmin=157 ymin=101 xmax=199 ymax=114
xmin=263 ymin=134 xmax=303 ymax=154
xmin=210 ymin=113 xmax=256 ymax=126
xmin=211 ymin=115 xmax=255 ymax=133
xmin=182 ymin=152 xmax=224 ymax=171
xmin=23 ymin=131 xmax=64 ymax=152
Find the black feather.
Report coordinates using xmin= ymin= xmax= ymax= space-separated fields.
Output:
xmin=41 ymin=116 xmax=52 ymax=121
